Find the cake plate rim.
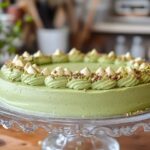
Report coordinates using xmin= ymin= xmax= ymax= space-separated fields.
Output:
xmin=0 ymin=101 xmax=150 ymax=150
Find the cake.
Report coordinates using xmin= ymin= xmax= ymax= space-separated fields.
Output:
xmin=0 ymin=48 xmax=150 ymax=118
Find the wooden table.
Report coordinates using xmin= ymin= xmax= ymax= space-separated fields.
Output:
xmin=0 ymin=126 xmax=150 ymax=150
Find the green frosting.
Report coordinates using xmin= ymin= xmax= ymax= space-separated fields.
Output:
xmin=98 ymin=55 xmax=115 ymax=64
xmin=33 ymin=56 xmax=51 ymax=65
xmin=115 ymin=59 xmax=127 ymax=66
xmin=0 ymin=74 xmax=150 ymax=117
xmin=92 ymin=78 xmax=117 ymax=90
xmin=67 ymin=79 xmax=91 ymax=90
xmin=52 ymin=52 xmax=68 ymax=63
xmin=45 ymin=76 xmax=68 ymax=88
xmin=115 ymin=55 xmax=133 ymax=66
xmin=140 ymin=71 xmax=150 ymax=83
xmin=21 ymin=73 xmax=45 ymax=86
xmin=1 ymin=65 xmax=12 ymax=79
xmin=1 ymin=65 xmax=22 ymax=82
xmin=22 ymin=56 xmax=33 ymax=63
xmin=84 ymin=50 xmax=99 ymax=62
xmin=7 ymin=68 xmax=22 ymax=82
xmin=117 ymin=75 xmax=139 ymax=87
xmin=137 ymin=64 xmax=150 ymax=84
xmin=68 ymin=50 xmax=84 ymax=62
xmin=116 ymin=60 xmax=133 ymax=66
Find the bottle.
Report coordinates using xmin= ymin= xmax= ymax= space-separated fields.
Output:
xmin=115 ymin=36 xmax=128 ymax=55
xmin=131 ymin=36 xmax=146 ymax=58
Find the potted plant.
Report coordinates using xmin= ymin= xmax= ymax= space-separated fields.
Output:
xmin=0 ymin=1 xmax=23 ymax=64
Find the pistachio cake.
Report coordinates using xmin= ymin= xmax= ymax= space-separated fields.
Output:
xmin=0 ymin=48 xmax=150 ymax=118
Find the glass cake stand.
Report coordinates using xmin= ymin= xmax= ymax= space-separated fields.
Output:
xmin=0 ymin=102 xmax=150 ymax=150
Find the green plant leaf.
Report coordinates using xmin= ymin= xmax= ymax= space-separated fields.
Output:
xmin=0 ymin=2 xmax=9 ymax=9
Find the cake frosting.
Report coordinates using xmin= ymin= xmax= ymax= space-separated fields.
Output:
xmin=21 ymin=64 xmax=45 ymax=86
xmin=52 ymin=49 xmax=68 ymax=63
xmin=68 ymin=48 xmax=84 ymax=62
xmin=92 ymin=67 xmax=117 ymax=90
xmin=33 ymin=51 xmax=51 ymax=65
xmin=45 ymin=67 xmax=68 ymax=88
xmin=98 ymin=51 xmax=116 ymax=64
xmin=67 ymin=67 xmax=92 ymax=90
xmin=84 ymin=49 xmax=99 ymax=62
xmin=0 ymin=49 xmax=150 ymax=118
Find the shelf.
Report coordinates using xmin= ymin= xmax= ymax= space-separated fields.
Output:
xmin=92 ymin=22 xmax=150 ymax=34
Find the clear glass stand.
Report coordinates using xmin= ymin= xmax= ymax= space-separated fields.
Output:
xmin=0 ymin=102 xmax=150 ymax=150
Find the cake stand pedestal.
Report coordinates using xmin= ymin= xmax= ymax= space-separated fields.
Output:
xmin=0 ymin=103 xmax=150 ymax=150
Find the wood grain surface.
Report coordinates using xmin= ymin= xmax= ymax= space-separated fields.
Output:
xmin=0 ymin=126 xmax=150 ymax=150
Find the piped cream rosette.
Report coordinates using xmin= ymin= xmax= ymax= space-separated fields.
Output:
xmin=45 ymin=67 xmax=70 ymax=88
xmin=98 ymin=51 xmax=116 ymax=64
xmin=67 ymin=67 xmax=92 ymax=90
xmin=117 ymin=66 xmax=140 ymax=87
xmin=84 ymin=49 xmax=100 ymax=62
xmin=21 ymin=64 xmax=45 ymax=86
xmin=132 ymin=62 xmax=150 ymax=84
xmin=21 ymin=51 xmax=33 ymax=62
xmin=33 ymin=51 xmax=51 ymax=65
xmin=115 ymin=52 xmax=134 ymax=65
xmin=68 ymin=48 xmax=84 ymax=62
xmin=52 ymin=49 xmax=68 ymax=63
xmin=1 ymin=55 xmax=24 ymax=81
xmin=92 ymin=67 xmax=117 ymax=90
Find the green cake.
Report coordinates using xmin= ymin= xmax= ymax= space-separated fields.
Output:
xmin=0 ymin=48 xmax=150 ymax=118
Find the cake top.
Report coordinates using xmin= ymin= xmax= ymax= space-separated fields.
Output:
xmin=1 ymin=48 xmax=150 ymax=90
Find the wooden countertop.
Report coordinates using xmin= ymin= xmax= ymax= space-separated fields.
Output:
xmin=0 ymin=126 xmax=150 ymax=150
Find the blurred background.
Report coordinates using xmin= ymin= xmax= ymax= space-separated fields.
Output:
xmin=1 ymin=0 xmax=150 ymax=63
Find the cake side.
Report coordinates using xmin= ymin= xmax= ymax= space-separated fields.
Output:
xmin=0 ymin=74 xmax=150 ymax=118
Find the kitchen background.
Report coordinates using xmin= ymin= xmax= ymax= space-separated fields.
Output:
xmin=0 ymin=0 xmax=150 ymax=62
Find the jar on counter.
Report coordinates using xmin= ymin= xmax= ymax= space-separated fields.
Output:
xmin=131 ymin=36 xmax=146 ymax=59
xmin=115 ymin=36 xmax=128 ymax=55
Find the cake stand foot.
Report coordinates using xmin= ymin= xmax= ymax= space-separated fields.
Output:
xmin=42 ymin=133 xmax=120 ymax=150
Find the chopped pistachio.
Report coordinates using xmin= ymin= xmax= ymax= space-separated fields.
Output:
xmin=64 ymin=68 xmax=72 ymax=76
xmin=51 ymin=67 xmax=64 ymax=76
